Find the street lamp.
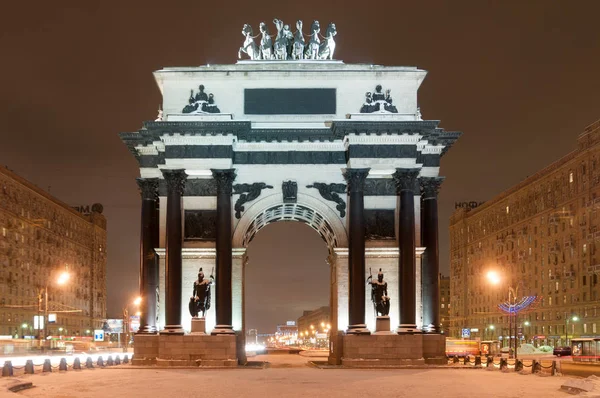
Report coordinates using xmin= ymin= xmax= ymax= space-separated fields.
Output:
xmin=37 ymin=267 xmax=71 ymax=347
xmin=565 ymin=314 xmax=579 ymax=347
xmin=487 ymin=271 xmax=525 ymax=360
xmin=122 ymin=296 xmax=142 ymax=352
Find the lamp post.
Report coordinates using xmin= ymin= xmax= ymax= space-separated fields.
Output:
xmin=564 ymin=314 xmax=579 ymax=347
xmin=487 ymin=271 xmax=525 ymax=360
xmin=123 ymin=296 xmax=142 ymax=353
xmin=37 ymin=269 xmax=70 ymax=348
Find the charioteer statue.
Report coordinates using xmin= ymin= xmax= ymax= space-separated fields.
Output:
xmin=188 ymin=267 xmax=214 ymax=318
xmin=367 ymin=268 xmax=390 ymax=317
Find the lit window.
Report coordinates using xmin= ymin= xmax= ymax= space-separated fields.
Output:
xmin=569 ymin=172 xmax=574 ymax=183
xmin=506 ymin=206 xmax=510 ymax=214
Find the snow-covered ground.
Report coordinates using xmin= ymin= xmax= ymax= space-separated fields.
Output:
xmin=0 ymin=354 xmax=583 ymax=398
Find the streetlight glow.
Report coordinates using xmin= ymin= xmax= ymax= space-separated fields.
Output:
xmin=486 ymin=270 xmax=501 ymax=285
xmin=573 ymin=316 xmax=579 ymax=322
xmin=56 ymin=271 xmax=70 ymax=285
xmin=133 ymin=296 xmax=142 ymax=306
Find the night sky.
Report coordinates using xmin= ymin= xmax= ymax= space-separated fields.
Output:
xmin=2 ymin=1 xmax=600 ymax=333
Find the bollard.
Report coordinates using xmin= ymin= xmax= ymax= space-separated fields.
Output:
xmin=532 ymin=360 xmax=541 ymax=374
xmin=2 ymin=361 xmax=13 ymax=377
xmin=515 ymin=359 xmax=523 ymax=372
xmin=499 ymin=357 xmax=507 ymax=371
xmin=86 ymin=357 xmax=94 ymax=369
xmin=59 ymin=358 xmax=68 ymax=371
xmin=97 ymin=356 xmax=104 ymax=367
xmin=115 ymin=356 xmax=121 ymax=365
xmin=551 ymin=360 xmax=558 ymax=376
xmin=123 ymin=355 xmax=129 ymax=364
xmin=43 ymin=359 xmax=52 ymax=373
xmin=486 ymin=356 xmax=493 ymax=368
xmin=463 ymin=355 xmax=469 ymax=365
xmin=107 ymin=356 xmax=114 ymax=366
xmin=73 ymin=357 xmax=81 ymax=370
xmin=25 ymin=360 xmax=34 ymax=374
xmin=453 ymin=355 xmax=459 ymax=364
xmin=475 ymin=356 xmax=482 ymax=366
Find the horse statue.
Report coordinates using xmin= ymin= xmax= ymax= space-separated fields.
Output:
xmin=238 ymin=24 xmax=260 ymax=60
xmin=259 ymin=22 xmax=273 ymax=60
xmin=273 ymin=18 xmax=289 ymax=60
xmin=304 ymin=20 xmax=320 ymax=60
xmin=292 ymin=20 xmax=305 ymax=60
xmin=318 ymin=23 xmax=337 ymax=60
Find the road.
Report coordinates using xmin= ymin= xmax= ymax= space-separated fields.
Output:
xmin=1 ymin=354 xmax=575 ymax=398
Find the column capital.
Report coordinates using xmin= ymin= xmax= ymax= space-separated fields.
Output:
xmin=211 ymin=169 xmax=236 ymax=195
xmin=419 ymin=177 xmax=445 ymax=199
xmin=136 ymin=178 xmax=159 ymax=200
xmin=343 ymin=168 xmax=370 ymax=193
xmin=392 ymin=168 xmax=420 ymax=193
xmin=162 ymin=169 xmax=187 ymax=196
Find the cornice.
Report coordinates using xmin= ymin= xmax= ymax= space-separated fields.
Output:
xmin=331 ymin=120 xmax=440 ymax=138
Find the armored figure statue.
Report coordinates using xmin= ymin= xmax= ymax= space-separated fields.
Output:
xmin=273 ymin=18 xmax=292 ymax=60
xmin=367 ymin=268 xmax=390 ymax=316
xmin=188 ymin=268 xmax=214 ymax=318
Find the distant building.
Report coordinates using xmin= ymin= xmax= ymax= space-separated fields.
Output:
xmin=450 ymin=119 xmax=600 ymax=347
xmin=297 ymin=306 xmax=330 ymax=336
xmin=0 ymin=166 xmax=107 ymax=337
xmin=440 ymin=274 xmax=450 ymax=334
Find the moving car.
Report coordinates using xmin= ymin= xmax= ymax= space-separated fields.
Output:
xmin=553 ymin=346 xmax=572 ymax=357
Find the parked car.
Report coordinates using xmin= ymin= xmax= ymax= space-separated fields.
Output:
xmin=553 ymin=346 xmax=572 ymax=356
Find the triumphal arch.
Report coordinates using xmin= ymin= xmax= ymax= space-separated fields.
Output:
xmin=121 ymin=20 xmax=460 ymax=366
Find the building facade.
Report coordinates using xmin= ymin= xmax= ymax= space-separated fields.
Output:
xmin=440 ymin=275 xmax=450 ymax=335
xmin=297 ymin=306 xmax=331 ymax=336
xmin=450 ymin=119 xmax=600 ymax=347
xmin=0 ymin=166 xmax=107 ymax=338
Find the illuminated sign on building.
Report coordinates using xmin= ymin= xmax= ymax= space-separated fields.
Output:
xmin=455 ymin=201 xmax=485 ymax=211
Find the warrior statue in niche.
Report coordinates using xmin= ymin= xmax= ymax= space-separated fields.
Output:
xmin=188 ymin=268 xmax=214 ymax=318
xmin=367 ymin=268 xmax=390 ymax=316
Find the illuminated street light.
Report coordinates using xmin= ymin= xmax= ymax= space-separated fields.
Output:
xmin=56 ymin=271 xmax=70 ymax=285
xmin=133 ymin=296 xmax=142 ymax=306
xmin=486 ymin=270 xmax=501 ymax=285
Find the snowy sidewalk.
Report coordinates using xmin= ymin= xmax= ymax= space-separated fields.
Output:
xmin=11 ymin=358 xmax=575 ymax=398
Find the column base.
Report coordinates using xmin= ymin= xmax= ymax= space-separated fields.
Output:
xmin=137 ymin=325 xmax=158 ymax=334
xmin=160 ymin=325 xmax=185 ymax=335
xmin=346 ymin=324 xmax=371 ymax=335
xmin=397 ymin=324 xmax=421 ymax=334
xmin=211 ymin=324 xmax=235 ymax=335
xmin=422 ymin=323 xmax=438 ymax=333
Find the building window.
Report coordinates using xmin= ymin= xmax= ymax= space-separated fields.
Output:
xmin=569 ymin=172 xmax=574 ymax=183
xmin=506 ymin=206 xmax=509 ymax=214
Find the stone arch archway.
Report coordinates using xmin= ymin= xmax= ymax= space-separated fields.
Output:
xmin=232 ymin=192 xmax=348 ymax=249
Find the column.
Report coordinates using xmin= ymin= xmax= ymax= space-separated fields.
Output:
xmin=161 ymin=169 xmax=187 ymax=334
xmin=393 ymin=168 xmax=420 ymax=333
xmin=420 ymin=177 xmax=444 ymax=333
xmin=343 ymin=168 xmax=370 ymax=334
xmin=136 ymin=178 xmax=159 ymax=334
xmin=212 ymin=169 xmax=236 ymax=335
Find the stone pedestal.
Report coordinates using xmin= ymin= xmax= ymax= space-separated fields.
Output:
xmin=422 ymin=333 xmax=447 ymax=365
xmin=342 ymin=334 xmax=444 ymax=367
xmin=374 ymin=316 xmax=393 ymax=334
xmin=132 ymin=333 xmax=237 ymax=367
xmin=132 ymin=334 xmax=159 ymax=365
xmin=191 ymin=318 xmax=206 ymax=335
